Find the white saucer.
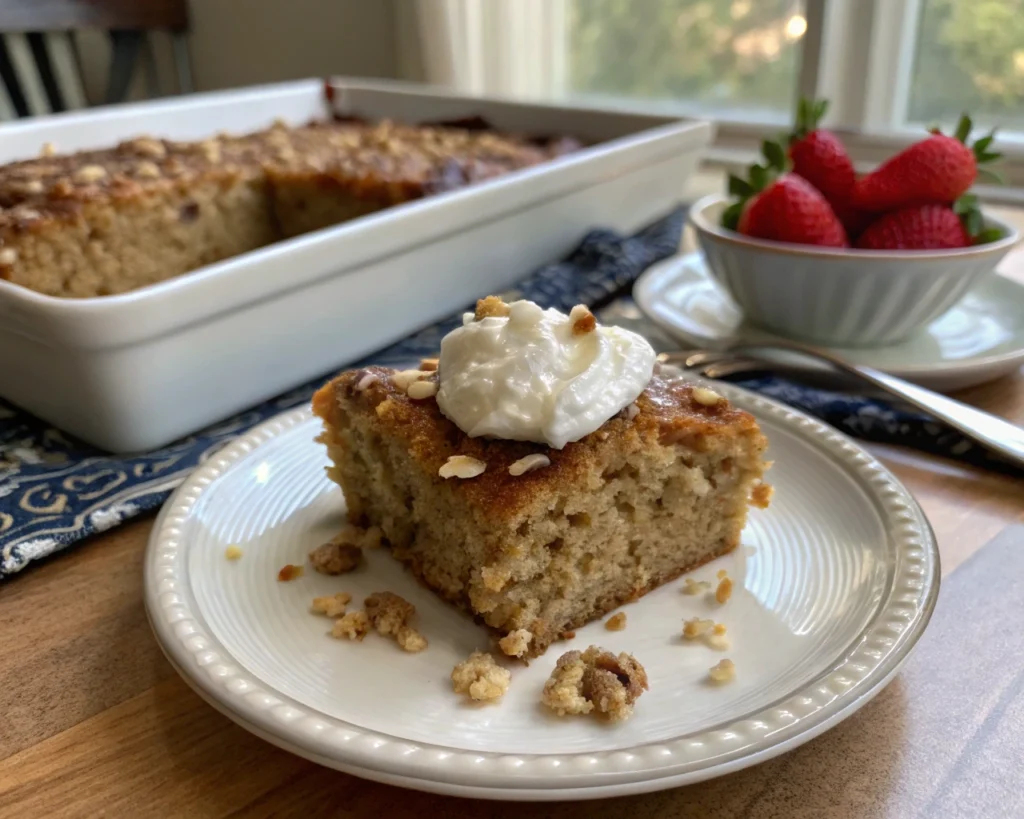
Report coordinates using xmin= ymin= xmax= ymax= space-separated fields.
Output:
xmin=634 ymin=253 xmax=1024 ymax=392
xmin=144 ymin=388 xmax=938 ymax=800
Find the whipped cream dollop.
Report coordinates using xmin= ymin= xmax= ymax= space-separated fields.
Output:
xmin=436 ymin=300 xmax=656 ymax=449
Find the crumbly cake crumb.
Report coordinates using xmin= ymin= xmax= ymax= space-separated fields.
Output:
xmin=277 ymin=564 xmax=304 ymax=581
xmin=541 ymin=646 xmax=648 ymax=722
xmin=569 ymin=304 xmax=596 ymax=335
xmin=508 ymin=454 xmax=550 ymax=476
xmin=474 ymin=295 xmax=511 ymax=320
xmin=364 ymin=591 xmax=415 ymax=636
xmin=498 ymin=628 xmax=534 ymax=657
xmin=751 ymin=482 xmax=774 ymax=509
xmin=451 ymin=651 xmax=511 ymax=701
xmin=224 ymin=545 xmax=243 ymax=561
xmin=396 ymin=625 xmax=428 ymax=653
xmin=311 ymin=592 xmax=352 ymax=617
xmin=439 ymin=455 xmax=486 ymax=479
xmin=715 ymin=576 xmax=733 ymax=604
xmin=332 ymin=610 xmax=370 ymax=640
xmin=717 ymin=569 xmax=728 ymax=579
xmin=683 ymin=578 xmax=711 ymax=595
xmin=709 ymin=658 xmax=736 ymax=683
xmin=605 ymin=612 xmax=627 ymax=631
xmin=309 ymin=534 xmax=363 ymax=575
xmin=683 ymin=617 xmax=715 ymax=640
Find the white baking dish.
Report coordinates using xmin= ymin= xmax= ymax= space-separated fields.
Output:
xmin=0 ymin=78 xmax=712 ymax=452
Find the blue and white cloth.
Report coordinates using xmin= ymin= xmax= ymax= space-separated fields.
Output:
xmin=0 ymin=205 xmax=1010 ymax=578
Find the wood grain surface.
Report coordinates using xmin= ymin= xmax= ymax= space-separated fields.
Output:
xmin=1 ymin=205 xmax=1023 ymax=818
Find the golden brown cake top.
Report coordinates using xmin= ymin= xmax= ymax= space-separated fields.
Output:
xmin=0 ymin=118 xmax=579 ymax=232
xmin=313 ymin=365 xmax=764 ymax=520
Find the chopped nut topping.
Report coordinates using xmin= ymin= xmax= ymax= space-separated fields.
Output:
xmin=277 ymin=564 xmax=304 ymax=582
xmin=692 ymin=386 xmax=723 ymax=406
xmin=541 ymin=646 xmax=648 ymax=721
xmin=625 ymin=403 xmax=640 ymax=421
xmin=451 ymin=651 xmax=510 ymax=701
xmin=715 ymin=576 xmax=733 ymax=605
xmin=474 ymin=295 xmax=511 ymax=320
xmin=311 ymin=592 xmax=352 ymax=617
xmin=709 ymin=658 xmax=736 ymax=683
xmin=354 ymin=372 xmax=379 ymax=392
xmin=364 ymin=591 xmax=415 ymax=637
xmin=332 ymin=610 xmax=370 ymax=641
xmin=605 ymin=612 xmax=627 ymax=631
xmin=569 ymin=304 xmax=596 ymax=335
xmin=419 ymin=357 xmax=439 ymax=371
xmin=396 ymin=625 xmax=428 ymax=653
xmin=0 ymin=248 xmax=18 ymax=266
xmin=391 ymin=369 xmax=429 ymax=392
xmin=224 ymin=545 xmax=243 ymax=561
xmin=406 ymin=379 xmax=438 ymax=400
xmin=131 ymin=137 xmax=166 ymax=158
xmin=309 ymin=529 xmax=364 ymax=575
xmin=683 ymin=617 xmax=715 ymax=640
xmin=508 ymin=453 xmax=550 ymax=476
xmin=751 ymin=482 xmax=774 ymax=509
xmin=40 ymin=142 xmax=56 ymax=157
xmin=13 ymin=179 xmax=44 ymax=194
xmin=682 ymin=578 xmax=711 ymax=595
xmin=73 ymin=165 xmax=107 ymax=184
xmin=135 ymin=161 xmax=161 ymax=179
xmin=498 ymin=628 xmax=533 ymax=657
xmin=439 ymin=455 xmax=486 ymax=479
xmin=199 ymin=139 xmax=222 ymax=163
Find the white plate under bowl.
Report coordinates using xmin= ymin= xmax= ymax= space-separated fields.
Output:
xmin=144 ymin=390 xmax=939 ymax=801
xmin=635 ymin=252 xmax=1024 ymax=392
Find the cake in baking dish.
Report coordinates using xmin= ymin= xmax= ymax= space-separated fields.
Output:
xmin=311 ymin=299 xmax=771 ymax=659
xmin=0 ymin=119 xmax=578 ymax=298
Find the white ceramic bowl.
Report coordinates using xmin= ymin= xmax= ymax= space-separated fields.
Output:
xmin=690 ymin=194 xmax=1020 ymax=347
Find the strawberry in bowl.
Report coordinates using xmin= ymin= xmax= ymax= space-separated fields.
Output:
xmin=692 ymin=102 xmax=1019 ymax=347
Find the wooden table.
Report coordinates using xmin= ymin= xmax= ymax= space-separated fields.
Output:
xmin=2 ymin=257 xmax=1023 ymax=819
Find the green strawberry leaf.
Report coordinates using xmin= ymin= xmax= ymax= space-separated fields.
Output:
xmin=761 ymin=139 xmax=787 ymax=172
xmin=793 ymin=97 xmax=829 ymax=139
xmin=952 ymin=194 xmax=977 ymax=214
xmin=721 ymin=201 xmax=744 ymax=231
xmin=954 ymin=113 xmax=972 ymax=143
xmin=749 ymin=163 xmax=770 ymax=192
xmin=728 ymin=173 xmax=754 ymax=197
xmin=977 ymin=167 xmax=1005 ymax=184
xmin=974 ymin=226 xmax=1004 ymax=244
xmin=965 ymin=208 xmax=982 ymax=236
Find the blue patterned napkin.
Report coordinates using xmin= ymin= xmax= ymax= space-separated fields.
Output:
xmin=0 ymin=205 xmax=1012 ymax=578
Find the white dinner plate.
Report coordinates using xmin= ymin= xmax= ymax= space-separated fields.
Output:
xmin=144 ymin=386 xmax=939 ymax=801
xmin=635 ymin=253 xmax=1024 ymax=392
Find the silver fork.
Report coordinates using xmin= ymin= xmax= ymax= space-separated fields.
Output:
xmin=659 ymin=341 xmax=1024 ymax=471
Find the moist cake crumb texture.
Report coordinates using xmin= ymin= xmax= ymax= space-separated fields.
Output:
xmin=541 ymin=645 xmax=648 ymax=722
xmin=313 ymin=364 xmax=771 ymax=659
xmin=709 ymin=658 xmax=736 ymax=683
xmin=451 ymin=652 xmax=511 ymax=701
xmin=498 ymin=628 xmax=533 ymax=658
xmin=309 ymin=529 xmax=364 ymax=575
xmin=311 ymin=593 xmax=352 ymax=618
xmin=331 ymin=611 xmax=370 ymax=641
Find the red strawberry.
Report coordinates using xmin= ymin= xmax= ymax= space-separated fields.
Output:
xmin=855 ymin=204 xmax=969 ymax=250
xmin=788 ymin=99 xmax=856 ymax=208
xmin=737 ymin=173 xmax=847 ymax=247
xmin=853 ymin=114 xmax=1001 ymax=213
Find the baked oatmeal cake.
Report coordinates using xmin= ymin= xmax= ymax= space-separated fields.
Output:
xmin=312 ymin=299 xmax=770 ymax=659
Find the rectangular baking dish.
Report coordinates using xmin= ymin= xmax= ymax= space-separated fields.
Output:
xmin=0 ymin=78 xmax=713 ymax=452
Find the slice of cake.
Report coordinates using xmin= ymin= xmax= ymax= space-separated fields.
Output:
xmin=312 ymin=299 xmax=770 ymax=659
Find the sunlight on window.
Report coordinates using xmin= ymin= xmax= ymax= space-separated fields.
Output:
xmin=568 ymin=0 xmax=804 ymax=120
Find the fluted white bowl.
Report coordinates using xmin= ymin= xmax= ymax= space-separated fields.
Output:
xmin=690 ymin=194 xmax=1020 ymax=347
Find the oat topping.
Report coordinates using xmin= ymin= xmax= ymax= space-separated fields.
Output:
xmin=451 ymin=651 xmax=511 ymax=701
xmin=72 ymin=164 xmax=107 ymax=184
xmin=309 ymin=533 xmax=363 ymax=575
xmin=692 ymin=386 xmax=724 ymax=406
xmin=406 ymin=379 xmax=438 ymax=400
xmin=277 ymin=564 xmax=304 ymax=581
xmin=508 ymin=454 xmax=550 ymax=476
xmin=498 ymin=628 xmax=533 ymax=657
xmin=474 ymin=295 xmax=511 ymax=320
xmin=439 ymin=455 xmax=486 ymax=479
xmin=541 ymin=646 xmax=648 ymax=722
xmin=311 ymin=592 xmax=352 ymax=617
xmin=605 ymin=612 xmax=627 ymax=631
xmin=709 ymin=658 xmax=736 ymax=683
xmin=682 ymin=578 xmax=711 ymax=595
xmin=331 ymin=610 xmax=370 ymax=641
xmin=569 ymin=304 xmax=596 ymax=336
xmin=715 ymin=576 xmax=733 ymax=605
xmin=224 ymin=545 xmax=243 ymax=561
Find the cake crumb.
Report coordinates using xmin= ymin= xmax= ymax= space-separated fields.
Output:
xmin=717 ymin=569 xmax=728 ymax=580
xmin=683 ymin=617 xmax=715 ymax=640
xmin=364 ymin=591 xmax=415 ymax=636
xmin=277 ymin=564 xmax=304 ymax=582
xmin=309 ymin=534 xmax=363 ymax=575
xmin=451 ymin=651 xmax=511 ymax=701
xmin=569 ymin=304 xmax=596 ymax=335
xmin=332 ymin=610 xmax=370 ymax=641
xmin=715 ymin=576 xmax=733 ymax=605
xmin=474 ymin=295 xmax=511 ymax=320
xmin=439 ymin=455 xmax=486 ymax=479
xmin=541 ymin=646 xmax=648 ymax=722
xmin=396 ymin=625 xmax=428 ymax=653
xmin=605 ymin=612 xmax=627 ymax=631
xmin=751 ymin=482 xmax=774 ymax=509
xmin=498 ymin=628 xmax=533 ymax=657
xmin=508 ymin=454 xmax=550 ymax=476
xmin=224 ymin=545 xmax=243 ymax=561
xmin=709 ymin=658 xmax=736 ymax=683
xmin=407 ymin=379 xmax=438 ymax=400
xmin=682 ymin=578 xmax=711 ymax=595
xmin=311 ymin=593 xmax=352 ymax=617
